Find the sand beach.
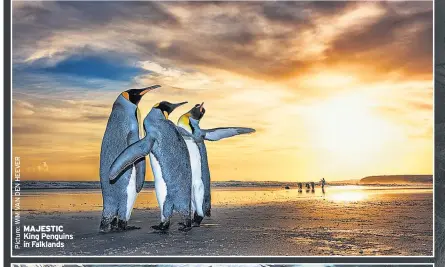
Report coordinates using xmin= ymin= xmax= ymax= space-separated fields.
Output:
xmin=13 ymin=185 xmax=433 ymax=256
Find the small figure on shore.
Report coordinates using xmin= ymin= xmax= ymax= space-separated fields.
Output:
xmin=321 ymin=177 xmax=326 ymax=194
xmin=310 ymin=182 xmax=315 ymax=192
xmin=298 ymin=183 xmax=303 ymax=192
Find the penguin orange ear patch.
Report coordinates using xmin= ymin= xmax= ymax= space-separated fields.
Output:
xmin=122 ymin=92 xmax=130 ymax=100
xmin=163 ymin=111 xmax=169 ymax=119
xmin=153 ymin=103 xmax=160 ymax=108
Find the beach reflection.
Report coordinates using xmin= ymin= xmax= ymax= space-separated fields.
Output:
xmin=328 ymin=191 xmax=367 ymax=202
xmin=18 ymin=185 xmax=432 ymax=212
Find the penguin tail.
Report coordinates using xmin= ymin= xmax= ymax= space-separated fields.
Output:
xmin=109 ymin=136 xmax=154 ymax=182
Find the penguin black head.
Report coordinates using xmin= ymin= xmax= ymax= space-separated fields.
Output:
xmin=153 ymin=101 xmax=188 ymax=119
xmin=189 ymin=102 xmax=206 ymax=121
xmin=122 ymin=84 xmax=161 ymax=105
xmin=177 ymin=102 xmax=205 ymax=133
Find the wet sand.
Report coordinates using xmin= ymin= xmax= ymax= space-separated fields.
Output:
xmin=13 ymin=186 xmax=433 ymax=256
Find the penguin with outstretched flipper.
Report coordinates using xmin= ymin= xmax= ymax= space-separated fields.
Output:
xmin=176 ymin=103 xmax=255 ymax=226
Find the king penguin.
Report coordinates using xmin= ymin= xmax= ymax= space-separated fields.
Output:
xmin=176 ymin=103 xmax=255 ymax=226
xmin=99 ymin=85 xmax=160 ymax=233
xmin=109 ymin=101 xmax=194 ymax=232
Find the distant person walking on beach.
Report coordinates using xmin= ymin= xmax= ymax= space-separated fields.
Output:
xmin=298 ymin=182 xmax=303 ymax=192
xmin=321 ymin=178 xmax=326 ymax=189
xmin=310 ymin=182 xmax=315 ymax=191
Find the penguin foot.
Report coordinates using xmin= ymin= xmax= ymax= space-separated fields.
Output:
xmin=117 ymin=219 xmax=140 ymax=231
xmin=151 ymin=225 xmax=164 ymax=230
xmin=111 ymin=217 xmax=119 ymax=231
xmin=178 ymin=224 xmax=193 ymax=232
xmin=152 ymin=221 xmax=170 ymax=231
xmin=99 ymin=217 xmax=117 ymax=233
xmin=118 ymin=225 xmax=141 ymax=231
xmin=192 ymin=213 xmax=204 ymax=227
xmin=178 ymin=217 xmax=192 ymax=231
xmin=123 ymin=225 xmax=141 ymax=231
xmin=99 ymin=227 xmax=111 ymax=234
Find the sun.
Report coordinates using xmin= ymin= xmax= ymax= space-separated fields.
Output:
xmin=305 ymin=93 xmax=396 ymax=168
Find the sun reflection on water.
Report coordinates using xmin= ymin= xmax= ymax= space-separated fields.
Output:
xmin=328 ymin=191 xmax=367 ymax=202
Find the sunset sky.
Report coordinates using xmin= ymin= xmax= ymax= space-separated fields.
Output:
xmin=12 ymin=1 xmax=433 ymax=182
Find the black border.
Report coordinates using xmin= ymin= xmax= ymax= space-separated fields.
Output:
xmin=434 ymin=0 xmax=444 ymax=265
xmin=3 ymin=0 xmax=438 ymax=265
xmin=4 ymin=0 xmax=11 ymax=265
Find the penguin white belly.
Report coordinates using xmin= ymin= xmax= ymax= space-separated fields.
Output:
xmin=150 ymin=153 xmax=168 ymax=221
xmin=125 ymin=166 xmax=137 ymax=221
xmin=184 ymin=139 xmax=204 ymax=216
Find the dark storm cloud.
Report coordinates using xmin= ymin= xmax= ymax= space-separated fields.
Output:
xmin=58 ymin=1 xmax=178 ymax=26
xmin=13 ymin=1 xmax=433 ymax=81
xmin=13 ymin=1 xmax=178 ymax=30
xmin=136 ymin=38 xmax=311 ymax=80
xmin=260 ymin=2 xmax=311 ymax=25
xmin=306 ymin=1 xmax=357 ymax=15
xmin=325 ymin=2 xmax=432 ymax=76
xmin=13 ymin=1 xmax=179 ymax=62
xmin=328 ymin=7 xmax=431 ymax=52
xmin=260 ymin=1 xmax=355 ymax=25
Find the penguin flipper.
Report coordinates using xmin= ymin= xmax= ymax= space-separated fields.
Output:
xmin=134 ymin=157 xmax=146 ymax=193
xmin=109 ymin=136 xmax=155 ymax=182
xmin=203 ymin=127 xmax=256 ymax=141
xmin=127 ymin=132 xmax=146 ymax=193
xmin=176 ymin=126 xmax=193 ymax=137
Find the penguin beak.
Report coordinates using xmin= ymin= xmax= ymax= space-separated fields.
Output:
xmin=139 ymin=84 xmax=161 ymax=96
xmin=162 ymin=101 xmax=187 ymax=119
xmin=199 ymin=102 xmax=204 ymax=113
xmin=170 ymin=101 xmax=188 ymax=113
